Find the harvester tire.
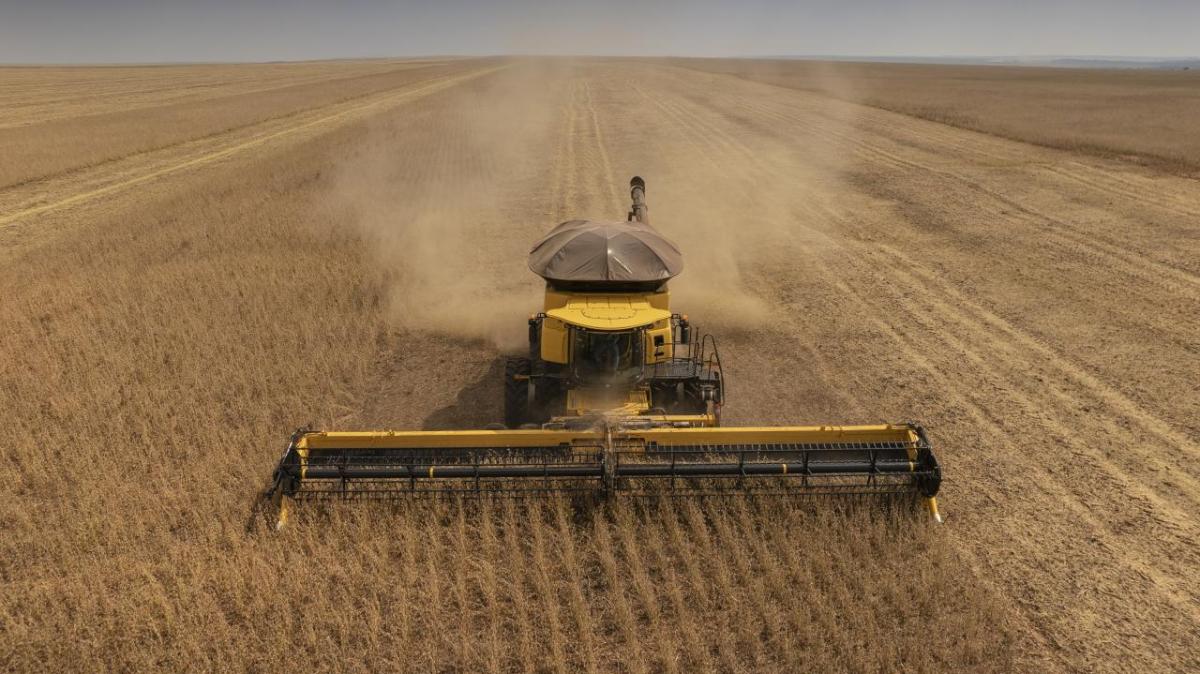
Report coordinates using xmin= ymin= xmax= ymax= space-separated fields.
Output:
xmin=504 ymin=357 xmax=532 ymax=428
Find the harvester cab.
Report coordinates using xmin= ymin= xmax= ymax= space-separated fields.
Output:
xmin=267 ymin=177 xmax=943 ymax=528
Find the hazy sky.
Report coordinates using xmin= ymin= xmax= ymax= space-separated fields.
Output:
xmin=2 ymin=0 xmax=1197 ymax=63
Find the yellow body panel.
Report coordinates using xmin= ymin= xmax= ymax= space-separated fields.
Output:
xmin=544 ymin=289 xmax=672 ymax=330
xmin=644 ymin=322 xmax=673 ymax=363
xmin=296 ymin=424 xmax=915 ymax=450
xmin=298 ymin=429 xmax=593 ymax=449
xmin=566 ymin=388 xmax=651 ymax=415
xmin=540 ymin=317 xmax=570 ymax=363
xmin=630 ymin=424 xmax=921 ymax=447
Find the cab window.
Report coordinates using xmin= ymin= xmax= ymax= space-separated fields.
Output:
xmin=572 ymin=329 xmax=641 ymax=377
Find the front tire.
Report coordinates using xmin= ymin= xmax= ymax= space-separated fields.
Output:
xmin=504 ymin=357 xmax=532 ymax=428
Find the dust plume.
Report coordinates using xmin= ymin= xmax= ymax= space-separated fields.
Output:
xmin=330 ymin=63 xmax=566 ymax=352
xmin=648 ymin=127 xmax=856 ymax=333
xmin=640 ymin=60 xmax=870 ymax=335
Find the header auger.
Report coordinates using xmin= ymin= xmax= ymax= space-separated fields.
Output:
xmin=267 ymin=177 xmax=942 ymax=527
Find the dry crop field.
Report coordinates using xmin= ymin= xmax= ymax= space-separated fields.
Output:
xmin=1 ymin=57 xmax=1198 ymax=672
xmin=670 ymin=58 xmax=1200 ymax=173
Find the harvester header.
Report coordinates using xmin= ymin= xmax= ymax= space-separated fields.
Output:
xmin=267 ymin=177 xmax=943 ymax=526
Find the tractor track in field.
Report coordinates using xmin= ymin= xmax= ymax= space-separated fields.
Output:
xmin=0 ymin=63 xmax=503 ymax=231
xmin=681 ymin=67 xmax=1200 ymax=284
xmin=675 ymin=61 xmax=1200 ymax=223
xmin=0 ymin=61 xmax=448 ymax=129
xmin=718 ymin=83 xmax=1200 ymax=291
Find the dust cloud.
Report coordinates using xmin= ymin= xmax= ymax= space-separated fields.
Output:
xmin=650 ymin=125 xmax=860 ymax=332
xmin=330 ymin=63 xmax=567 ymax=352
xmin=330 ymin=59 xmax=871 ymax=347
xmin=652 ymin=61 xmax=869 ymax=334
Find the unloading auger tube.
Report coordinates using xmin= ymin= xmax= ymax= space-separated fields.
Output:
xmin=628 ymin=175 xmax=649 ymax=224
xmin=267 ymin=422 xmax=942 ymax=528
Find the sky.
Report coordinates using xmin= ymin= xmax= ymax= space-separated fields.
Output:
xmin=1 ymin=0 xmax=1197 ymax=64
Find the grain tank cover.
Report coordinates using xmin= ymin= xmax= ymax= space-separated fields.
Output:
xmin=528 ymin=219 xmax=684 ymax=284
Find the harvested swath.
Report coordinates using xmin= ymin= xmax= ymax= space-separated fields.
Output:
xmin=0 ymin=59 xmax=476 ymax=189
xmin=670 ymin=57 xmax=1200 ymax=173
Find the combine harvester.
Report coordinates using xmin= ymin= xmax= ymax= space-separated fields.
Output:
xmin=268 ymin=177 xmax=942 ymax=526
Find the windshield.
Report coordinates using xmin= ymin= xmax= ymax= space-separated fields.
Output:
xmin=572 ymin=329 xmax=642 ymax=379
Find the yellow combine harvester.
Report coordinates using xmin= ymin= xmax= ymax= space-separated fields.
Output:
xmin=268 ymin=177 xmax=942 ymax=526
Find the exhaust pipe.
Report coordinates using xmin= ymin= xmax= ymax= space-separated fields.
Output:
xmin=628 ymin=176 xmax=649 ymax=225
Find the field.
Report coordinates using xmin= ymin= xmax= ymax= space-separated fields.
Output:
xmin=1 ymin=58 xmax=1198 ymax=672
xmin=671 ymin=58 xmax=1200 ymax=173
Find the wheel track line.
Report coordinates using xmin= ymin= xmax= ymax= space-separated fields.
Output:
xmin=635 ymin=84 xmax=753 ymax=177
xmin=675 ymin=85 xmax=1200 ymax=443
xmin=554 ymin=79 xmax=588 ymax=219
xmin=822 ymin=100 xmax=1200 ymax=217
xmin=672 ymin=63 xmax=1200 ymax=220
xmin=729 ymin=93 xmax=1200 ymax=289
xmin=648 ymin=82 xmax=1200 ymax=617
xmin=994 ymin=204 xmax=1200 ymax=298
xmin=4 ymin=67 xmax=470 ymax=197
xmin=876 ymin=241 xmax=1199 ymax=454
xmin=820 ymin=265 xmax=1200 ymax=618
xmin=577 ymin=80 xmax=618 ymax=216
xmin=0 ymin=65 xmax=506 ymax=229
xmin=848 ymin=240 xmax=1200 ymax=522
xmin=796 ymin=98 xmax=1200 ymax=283
xmin=549 ymin=81 xmax=578 ymax=221
xmin=1043 ymin=161 xmax=1200 ymax=217
xmin=630 ymin=82 xmax=766 ymax=217
xmin=902 ymin=166 xmax=1200 ymax=293
xmin=727 ymin=93 xmax=1200 ymax=291
xmin=0 ymin=61 xmax=441 ymax=130
xmin=581 ymin=79 xmax=623 ymax=214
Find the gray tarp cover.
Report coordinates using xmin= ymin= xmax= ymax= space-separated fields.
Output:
xmin=528 ymin=220 xmax=684 ymax=283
